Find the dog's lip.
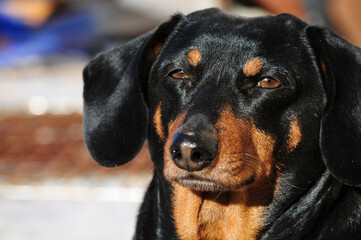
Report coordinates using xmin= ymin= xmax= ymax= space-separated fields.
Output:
xmin=176 ymin=177 xmax=222 ymax=191
xmin=173 ymin=175 xmax=256 ymax=192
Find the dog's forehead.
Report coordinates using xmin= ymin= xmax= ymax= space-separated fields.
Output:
xmin=185 ymin=11 xmax=305 ymax=40
xmin=163 ymin=13 xmax=307 ymax=63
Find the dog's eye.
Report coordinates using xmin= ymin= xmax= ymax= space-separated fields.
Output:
xmin=256 ymin=78 xmax=280 ymax=89
xmin=169 ymin=70 xmax=189 ymax=79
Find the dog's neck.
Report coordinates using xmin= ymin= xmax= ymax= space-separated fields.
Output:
xmin=172 ymin=171 xmax=342 ymax=240
xmin=172 ymin=177 xmax=275 ymax=240
xmin=260 ymin=171 xmax=343 ymax=239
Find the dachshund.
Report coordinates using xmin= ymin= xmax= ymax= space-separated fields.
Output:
xmin=83 ymin=8 xmax=361 ymax=240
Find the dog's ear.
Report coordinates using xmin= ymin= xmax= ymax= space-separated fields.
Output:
xmin=83 ymin=14 xmax=183 ymax=167
xmin=307 ymin=26 xmax=361 ymax=187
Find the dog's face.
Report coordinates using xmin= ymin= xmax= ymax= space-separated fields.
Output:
xmin=83 ymin=9 xmax=361 ymax=191
xmin=148 ymin=14 xmax=325 ymax=191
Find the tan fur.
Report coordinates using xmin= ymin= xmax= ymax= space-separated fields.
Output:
xmin=198 ymin=191 xmax=228 ymax=240
xmin=173 ymin=183 xmax=272 ymax=240
xmin=213 ymin=107 xmax=257 ymax=187
xmin=187 ymin=49 xmax=202 ymax=67
xmin=153 ymin=43 xmax=163 ymax=56
xmin=251 ymin=124 xmax=275 ymax=176
xmin=287 ymin=118 xmax=302 ymax=151
xmin=320 ymin=59 xmax=327 ymax=79
xmin=243 ymin=59 xmax=263 ymax=77
xmin=153 ymin=103 xmax=165 ymax=140
xmin=170 ymin=106 xmax=277 ymax=240
xmin=173 ymin=184 xmax=203 ymax=240
xmin=148 ymin=43 xmax=163 ymax=62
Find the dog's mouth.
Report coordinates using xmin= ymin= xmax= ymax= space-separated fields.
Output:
xmin=173 ymin=174 xmax=256 ymax=192
xmin=176 ymin=177 xmax=221 ymax=192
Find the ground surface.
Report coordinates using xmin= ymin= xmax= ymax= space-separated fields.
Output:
xmin=0 ymin=114 xmax=152 ymax=240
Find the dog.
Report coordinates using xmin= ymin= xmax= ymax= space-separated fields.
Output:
xmin=83 ymin=8 xmax=361 ymax=240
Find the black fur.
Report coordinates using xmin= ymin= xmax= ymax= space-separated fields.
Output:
xmin=307 ymin=27 xmax=361 ymax=186
xmin=83 ymin=8 xmax=361 ymax=239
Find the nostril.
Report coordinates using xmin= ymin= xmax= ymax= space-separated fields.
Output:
xmin=171 ymin=148 xmax=182 ymax=161
xmin=191 ymin=151 xmax=204 ymax=162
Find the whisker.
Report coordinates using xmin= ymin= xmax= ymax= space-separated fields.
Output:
xmin=281 ymin=181 xmax=308 ymax=190
xmin=239 ymin=157 xmax=258 ymax=165
xmin=213 ymin=191 xmax=223 ymax=201
xmin=231 ymin=152 xmax=258 ymax=160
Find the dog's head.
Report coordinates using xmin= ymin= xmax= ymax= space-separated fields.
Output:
xmin=83 ymin=9 xmax=361 ymax=189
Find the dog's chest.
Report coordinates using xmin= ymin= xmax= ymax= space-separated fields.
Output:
xmin=173 ymin=184 xmax=266 ymax=240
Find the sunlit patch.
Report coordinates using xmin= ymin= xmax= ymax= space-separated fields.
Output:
xmin=28 ymin=96 xmax=48 ymax=115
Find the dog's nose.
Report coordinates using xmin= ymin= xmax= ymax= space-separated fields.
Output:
xmin=169 ymin=131 xmax=218 ymax=172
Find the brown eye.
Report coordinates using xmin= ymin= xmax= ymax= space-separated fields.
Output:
xmin=169 ymin=70 xmax=189 ymax=79
xmin=257 ymin=78 xmax=280 ymax=89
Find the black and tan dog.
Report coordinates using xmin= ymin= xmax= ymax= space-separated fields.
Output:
xmin=83 ymin=8 xmax=361 ymax=240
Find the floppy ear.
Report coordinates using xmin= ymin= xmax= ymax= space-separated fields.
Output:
xmin=83 ymin=14 xmax=183 ymax=167
xmin=307 ymin=27 xmax=361 ymax=187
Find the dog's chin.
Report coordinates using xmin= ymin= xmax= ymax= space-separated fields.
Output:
xmin=173 ymin=176 xmax=256 ymax=192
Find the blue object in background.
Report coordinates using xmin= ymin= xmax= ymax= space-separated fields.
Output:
xmin=0 ymin=8 xmax=99 ymax=67
xmin=0 ymin=12 xmax=32 ymax=40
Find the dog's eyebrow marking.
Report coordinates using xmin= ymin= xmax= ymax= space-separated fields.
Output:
xmin=187 ymin=49 xmax=202 ymax=67
xmin=243 ymin=58 xmax=263 ymax=77
xmin=153 ymin=103 xmax=165 ymax=140
xmin=287 ymin=118 xmax=302 ymax=151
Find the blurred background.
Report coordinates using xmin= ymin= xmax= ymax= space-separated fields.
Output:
xmin=0 ymin=0 xmax=360 ymax=239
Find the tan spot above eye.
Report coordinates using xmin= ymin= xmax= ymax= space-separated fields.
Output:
xmin=243 ymin=58 xmax=263 ymax=77
xmin=186 ymin=49 xmax=202 ymax=67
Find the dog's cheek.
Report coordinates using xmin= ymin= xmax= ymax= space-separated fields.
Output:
xmin=214 ymin=106 xmax=276 ymax=186
xmin=251 ymin=123 xmax=276 ymax=178
xmin=287 ymin=117 xmax=302 ymax=152
xmin=214 ymin=107 xmax=257 ymax=185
